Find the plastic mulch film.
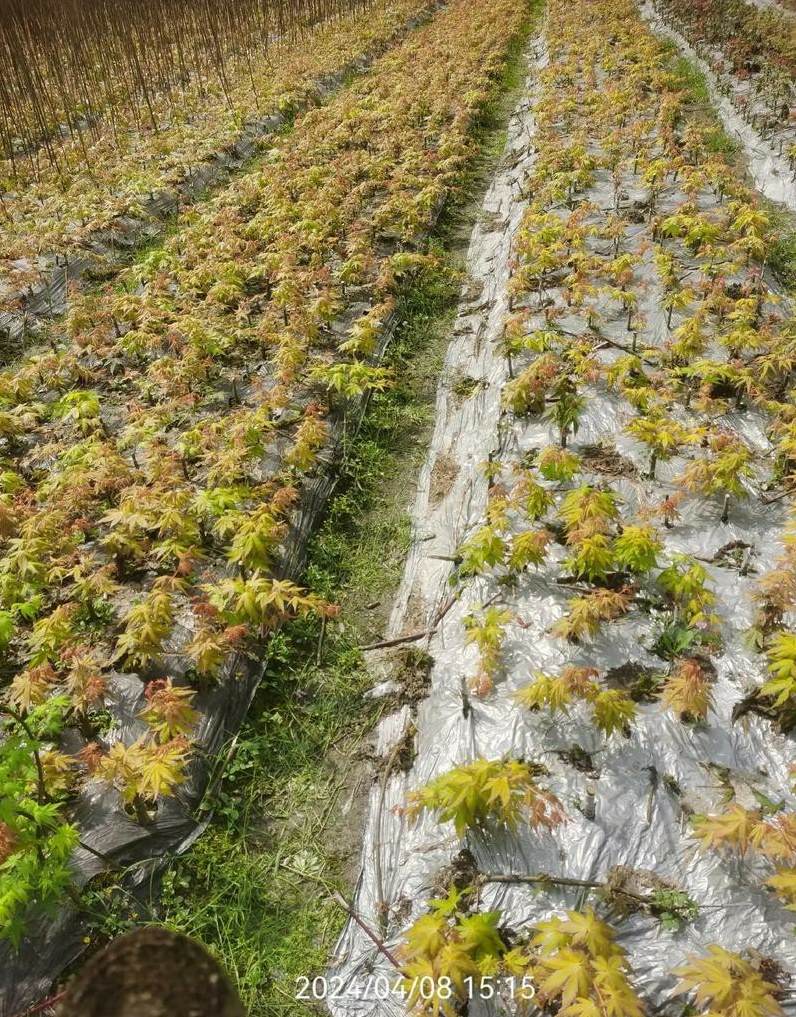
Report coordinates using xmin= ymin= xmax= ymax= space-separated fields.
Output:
xmin=640 ymin=0 xmax=796 ymax=213
xmin=328 ymin=25 xmax=796 ymax=1017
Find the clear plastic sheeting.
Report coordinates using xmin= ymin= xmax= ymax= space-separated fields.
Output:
xmin=640 ymin=0 xmax=796 ymax=213
xmin=328 ymin=30 xmax=796 ymax=1017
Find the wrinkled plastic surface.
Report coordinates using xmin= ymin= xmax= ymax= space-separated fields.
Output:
xmin=329 ymin=34 xmax=796 ymax=1016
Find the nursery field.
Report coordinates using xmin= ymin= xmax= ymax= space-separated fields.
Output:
xmin=2 ymin=0 xmax=796 ymax=1013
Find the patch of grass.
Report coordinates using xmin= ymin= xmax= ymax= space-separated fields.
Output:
xmin=668 ymin=55 xmax=739 ymax=157
xmin=78 ymin=13 xmax=541 ymax=1015
xmin=765 ymin=201 xmax=796 ymax=292
xmin=669 ymin=53 xmax=710 ymax=104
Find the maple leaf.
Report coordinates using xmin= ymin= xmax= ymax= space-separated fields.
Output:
xmin=514 ymin=673 xmax=574 ymax=713
xmin=0 ymin=823 xmax=17 ymax=865
xmin=435 ymin=941 xmax=481 ymax=996
xmin=185 ymin=624 xmax=232 ymax=677
xmin=558 ymin=909 xmax=622 ymax=961
xmin=40 ymin=750 xmax=76 ymax=795
xmin=761 ymin=632 xmax=796 ymax=707
xmin=559 ymin=998 xmax=601 ymax=1017
xmin=511 ymin=472 xmax=554 ymax=520
xmin=113 ymin=586 xmax=175 ymax=667
xmin=429 ymin=885 xmax=466 ymax=919
xmin=673 ymin=945 xmax=783 ymax=1017
xmin=591 ymin=953 xmax=643 ymax=1017
xmin=559 ymin=486 xmax=620 ymax=536
xmin=503 ymin=945 xmax=533 ymax=976
xmin=766 ymin=867 xmax=796 ymax=909
xmin=749 ymin=813 xmax=796 ymax=862
xmin=458 ymin=525 xmax=507 ymax=576
xmin=535 ymin=948 xmax=592 ymax=1006
xmin=693 ymin=805 xmax=758 ymax=855
xmin=566 ymin=533 xmax=614 ymax=582
xmin=456 ymin=912 xmax=504 ymax=961
xmin=403 ymin=913 xmax=446 ymax=960
xmin=592 ymin=689 xmax=636 ymax=736
xmin=7 ymin=663 xmax=57 ymax=712
xmin=135 ymin=737 xmax=189 ymax=800
xmin=532 ymin=915 xmax=574 ymax=957
xmin=140 ymin=679 xmax=199 ymax=740
xmin=508 ymin=528 xmax=552 ymax=571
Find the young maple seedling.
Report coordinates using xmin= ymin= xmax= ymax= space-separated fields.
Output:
xmin=757 ymin=632 xmax=796 ymax=719
xmin=605 ymin=354 xmax=653 ymax=412
xmin=673 ymin=945 xmax=784 ymax=1017
xmin=457 ymin=525 xmax=507 ymax=578
xmin=613 ymin=524 xmax=662 ymax=574
xmin=140 ymin=679 xmax=199 ymax=741
xmin=205 ymin=575 xmax=330 ymax=637
xmin=515 ymin=665 xmax=637 ymax=737
xmin=501 ymin=352 xmax=563 ymax=416
xmin=552 ymin=588 xmax=635 ymax=643
xmin=95 ymin=735 xmax=192 ymax=826
xmin=692 ymin=801 xmax=796 ymax=904
xmin=406 ymin=758 xmax=565 ymax=836
xmin=546 ymin=374 xmax=586 ymax=448
xmin=508 ymin=528 xmax=553 ymax=573
xmin=308 ymin=361 xmax=393 ymax=406
xmin=625 ymin=412 xmax=696 ymax=479
xmin=678 ymin=431 xmax=754 ymax=524
xmin=538 ymin=446 xmax=582 ymax=483
xmin=113 ymin=577 xmax=181 ymax=670
xmin=531 ymin=909 xmax=644 ymax=1016
xmin=558 ymin=485 xmax=621 ymax=583
xmin=510 ymin=469 xmax=555 ymax=521
xmin=657 ymin=555 xmax=717 ymax=629
xmin=463 ymin=606 xmax=513 ymax=696
xmin=750 ymin=533 xmax=796 ymax=641
xmin=399 ymin=893 xmax=511 ymax=1016
xmin=660 ymin=657 xmax=714 ymax=722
